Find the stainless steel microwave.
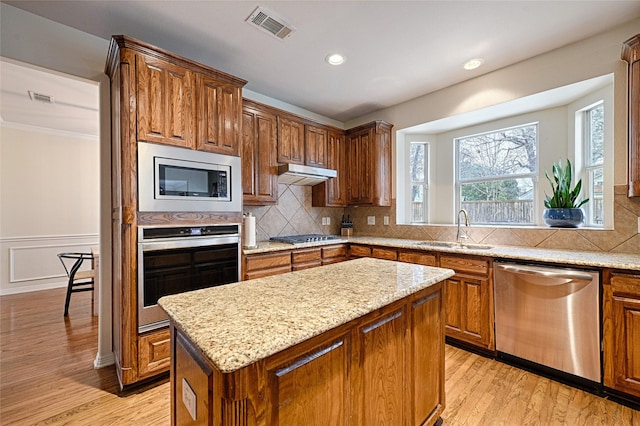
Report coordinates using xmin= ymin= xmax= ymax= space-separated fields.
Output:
xmin=137 ymin=141 xmax=241 ymax=212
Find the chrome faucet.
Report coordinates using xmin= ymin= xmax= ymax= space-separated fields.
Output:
xmin=456 ymin=209 xmax=470 ymax=243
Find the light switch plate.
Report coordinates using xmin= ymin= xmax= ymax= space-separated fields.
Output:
xmin=326 ymin=217 xmax=331 ymax=225
xmin=384 ymin=216 xmax=390 ymax=225
xmin=182 ymin=378 xmax=197 ymax=421
xmin=367 ymin=216 xmax=375 ymax=225
xmin=637 ymin=217 xmax=640 ymax=234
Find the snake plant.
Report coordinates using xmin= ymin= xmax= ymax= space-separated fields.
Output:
xmin=544 ymin=159 xmax=589 ymax=209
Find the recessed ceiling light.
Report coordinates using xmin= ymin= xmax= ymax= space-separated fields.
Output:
xmin=325 ymin=53 xmax=346 ymax=66
xmin=463 ymin=58 xmax=484 ymax=70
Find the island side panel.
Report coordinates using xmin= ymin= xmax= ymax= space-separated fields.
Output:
xmin=410 ymin=284 xmax=446 ymax=424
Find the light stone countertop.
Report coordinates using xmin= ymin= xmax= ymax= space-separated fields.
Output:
xmin=244 ymin=236 xmax=640 ymax=272
xmin=158 ymin=257 xmax=454 ymax=373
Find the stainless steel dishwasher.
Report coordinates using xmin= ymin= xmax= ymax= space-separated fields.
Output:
xmin=494 ymin=262 xmax=600 ymax=383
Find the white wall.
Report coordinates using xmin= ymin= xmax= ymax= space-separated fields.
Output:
xmin=346 ymin=18 xmax=639 ymax=188
xmin=0 ymin=125 xmax=99 ymax=294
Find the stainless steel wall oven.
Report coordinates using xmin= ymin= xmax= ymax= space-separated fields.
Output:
xmin=137 ymin=224 xmax=241 ymax=332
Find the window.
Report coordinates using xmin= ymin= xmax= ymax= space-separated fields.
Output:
xmin=583 ymin=102 xmax=604 ymax=226
xmin=410 ymin=142 xmax=429 ymax=223
xmin=456 ymin=124 xmax=538 ymax=225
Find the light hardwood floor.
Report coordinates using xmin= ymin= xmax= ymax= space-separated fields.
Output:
xmin=1 ymin=287 xmax=638 ymax=425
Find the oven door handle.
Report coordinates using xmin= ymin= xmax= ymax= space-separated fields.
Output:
xmin=139 ymin=235 xmax=240 ymax=251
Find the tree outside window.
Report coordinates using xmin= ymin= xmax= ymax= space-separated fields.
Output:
xmin=584 ymin=103 xmax=604 ymax=226
xmin=410 ymin=142 xmax=428 ymax=223
xmin=456 ymin=124 xmax=538 ymax=225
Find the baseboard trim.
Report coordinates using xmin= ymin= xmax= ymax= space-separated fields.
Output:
xmin=94 ymin=351 xmax=115 ymax=369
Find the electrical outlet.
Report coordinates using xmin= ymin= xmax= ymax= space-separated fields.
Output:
xmin=321 ymin=217 xmax=327 ymax=225
xmin=182 ymin=378 xmax=197 ymax=421
xmin=383 ymin=216 xmax=390 ymax=225
xmin=367 ymin=216 xmax=375 ymax=225
xmin=325 ymin=217 xmax=331 ymax=225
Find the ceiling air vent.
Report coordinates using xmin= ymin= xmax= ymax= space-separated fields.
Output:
xmin=246 ymin=6 xmax=295 ymax=40
xmin=28 ymin=90 xmax=55 ymax=104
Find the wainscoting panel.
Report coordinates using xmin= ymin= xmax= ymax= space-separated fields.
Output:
xmin=1 ymin=235 xmax=99 ymax=295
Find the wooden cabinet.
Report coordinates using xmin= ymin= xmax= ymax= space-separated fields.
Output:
xmin=372 ymin=246 xmax=398 ymax=260
xmin=106 ymin=35 xmax=246 ymax=387
xmin=439 ymin=255 xmax=494 ymax=351
xmin=305 ymin=124 xmax=328 ymax=167
xmin=196 ymin=75 xmax=242 ymax=155
xmin=321 ymin=244 xmax=348 ymax=265
xmin=242 ymin=100 xmax=278 ymax=205
xmin=622 ymin=34 xmax=640 ymax=197
xmin=399 ymin=249 xmax=437 ymax=266
xmin=292 ymin=247 xmax=322 ymax=271
xmin=312 ymin=130 xmax=346 ymax=207
xmin=138 ymin=328 xmax=171 ymax=378
xmin=277 ymin=114 xmax=305 ymax=164
xmin=349 ymin=244 xmax=372 ymax=258
xmin=136 ymin=53 xmax=196 ymax=148
xmin=243 ymin=251 xmax=292 ymax=280
xmin=345 ymin=121 xmax=392 ymax=206
xmin=169 ymin=282 xmax=445 ymax=426
xmin=603 ymin=270 xmax=640 ymax=397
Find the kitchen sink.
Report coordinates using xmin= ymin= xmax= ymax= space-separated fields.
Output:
xmin=416 ymin=240 xmax=494 ymax=250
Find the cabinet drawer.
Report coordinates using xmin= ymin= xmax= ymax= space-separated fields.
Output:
xmin=322 ymin=244 xmax=348 ymax=260
xmin=372 ymin=247 xmax=397 ymax=261
xmin=245 ymin=252 xmax=292 ymax=272
xmin=245 ymin=265 xmax=292 ymax=280
xmin=440 ymin=255 xmax=489 ymax=276
xmin=398 ymin=250 xmax=437 ymax=266
xmin=610 ymin=273 xmax=640 ymax=296
xmin=138 ymin=328 xmax=171 ymax=377
xmin=350 ymin=245 xmax=372 ymax=258
xmin=292 ymin=248 xmax=322 ymax=264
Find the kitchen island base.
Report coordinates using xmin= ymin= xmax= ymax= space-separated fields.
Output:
xmin=170 ymin=281 xmax=445 ymax=425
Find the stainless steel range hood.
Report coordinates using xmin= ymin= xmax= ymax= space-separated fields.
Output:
xmin=277 ymin=163 xmax=337 ymax=185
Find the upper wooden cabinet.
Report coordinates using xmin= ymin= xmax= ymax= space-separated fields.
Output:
xmin=277 ymin=114 xmax=305 ymax=164
xmin=242 ymin=100 xmax=278 ymax=205
xmin=196 ymin=75 xmax=243 ymax=155
xmin=109 ymin=35 xmax=246 ymax=155
xmin=312 ymin=130 xmax=346 ymax=207
xmin=345 ymin=121 xmax=393 ymax=206
xmin=305 ymin=124 xmax=328 ymax=167
xmin=622 ymin=34 xmax=640 ymax=197
xmin=136 ymin=53 xmax=196 ymax=148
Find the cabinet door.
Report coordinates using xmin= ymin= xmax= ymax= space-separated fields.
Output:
xmin=136 ymin=53 xmax=195 ymax=148
xmin=138 ymin=328 xmax=171 ymax=378
xmin=372 ymin=246 xmax=397 ymax=261
xmin=266 ymin=338 xmax=349 ymax=425
xmin=312 ymin=130 xmax=346 ymax=207
xmin=277 ymin=115 xmax=305 ymax=164
xmin=242 ymin=104 xmax=278 ymax=205
xmin=398 ymin=250 xmax=437 ymax=266
xmin=604 ymin=272 xmax=640 ymax=397
xmin=197 ymin=75 xmax=241 ymax=155
xmin=346 ymin=131 xmax=372 ymax=204
xmin=352 ymin=309 xmax=406 ymax=425
xmin=622 ymin=35 xmax=640 ymax=197
xmin=305 ymin=125 xmax=328 ymax=167
xmin=444 ymin=274 xmax=493 ymax=350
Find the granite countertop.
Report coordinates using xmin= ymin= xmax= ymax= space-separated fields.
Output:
xmin=158 ymin=257 xmax=454 ymax=373
xmin=244 ymin=236 xmax=640 ymax=272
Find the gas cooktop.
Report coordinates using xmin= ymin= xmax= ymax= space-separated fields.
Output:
xmin=270 ymin=234 xmax=341 ymax=245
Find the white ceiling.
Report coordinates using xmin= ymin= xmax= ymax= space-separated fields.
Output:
xmin=2 ymin=1 xmax=640 ymax=134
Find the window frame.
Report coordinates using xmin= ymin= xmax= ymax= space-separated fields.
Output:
xmin=454 ymin=122 xmax=539 ymax=226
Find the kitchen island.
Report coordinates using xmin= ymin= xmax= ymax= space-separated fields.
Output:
xmin=158 ymin=257 xmax=454 ymax=426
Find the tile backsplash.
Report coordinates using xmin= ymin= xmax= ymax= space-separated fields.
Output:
xmin=245 ymin=184 xmax=640 ymax=254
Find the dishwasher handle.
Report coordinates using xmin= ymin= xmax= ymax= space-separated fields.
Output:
xmin=496 ymin=263 xmax=594 ymax=282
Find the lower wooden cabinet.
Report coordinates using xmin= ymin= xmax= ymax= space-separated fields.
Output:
xmin=292 ymin=247 xmax=322 ymax=271
xmin=349 ymin=244 xmax=372 ymax=258
xmin=398 ymin=249 xmax=437 ymax=266
xmin=439 ymin=255 xmax=494 ymax=351
xmin=604 ymin=270 xmax=640 ymax=397
xmin=372 ymin=246 xmax=398 ymax=260
xmin=138 ymin=328 xmax=171 ymax=378
xmin=322 ymin=244 xmax=348 ymax=265
xmin=243 ymin=251 xmax=292 ymax=280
